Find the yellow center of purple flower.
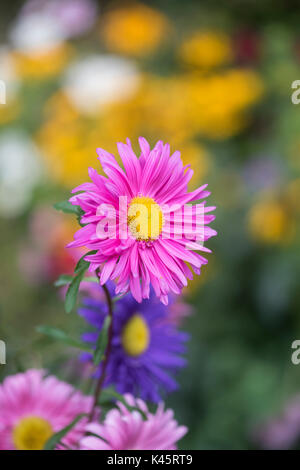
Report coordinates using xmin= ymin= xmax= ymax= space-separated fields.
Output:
xmin=122 ymin=314 xmax=150 ymax=356
xmin=127 ymin=196 xmax=164 ymax=241
xmin=13 ymin=416 xmax=53 ymax=450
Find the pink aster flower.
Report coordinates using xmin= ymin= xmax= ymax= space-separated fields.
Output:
xmin=167 ymin=296 xmax=193 ymax=326
xmin=0 ymin=369 xmax=95 ymax=450
xmin=68 ymin=138 xmax=216 ymax=304
xmin=80 ymin=394 xmax=187 ymax=450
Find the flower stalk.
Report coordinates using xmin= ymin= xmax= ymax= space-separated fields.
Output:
xmin=88 ymin=272 xmax=114 ymax=422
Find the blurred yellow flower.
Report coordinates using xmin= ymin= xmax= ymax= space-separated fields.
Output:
xmin=178 ymin=31 xmax=233 ymax=69
xmin=12 ymin=44 xmax=72 ymax=80
xmin=179 ymin=142 xmax=211 ymax=187
xmin=36 ymin=92 xmax=136 ymax=187
xmin=184 ymin=69 xmax=264 ymax=138
xmin=0 ymin=47 xmax=20 ymax=123
xmin=37 ymin=75 xmax=191 ymax=188
xmin=0 ymin=101 xmax=20 ymax=124
xmin=248 ymin=198 xmax=295 ymax=245
xmin=36 ymin=68 xmax=262 ymax=187
xmin=101 ymin=3 xmax=170 ymax=56
xmin=119 ymin=70 xmax=263 ymax=141
xmin=285 ymin=179 xmax=300 ymax=214
xmin=131 ymin=75 xmax=194 ymax=143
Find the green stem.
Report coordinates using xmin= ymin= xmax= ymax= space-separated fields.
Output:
xmin=88 ymin=274 xmax=114 ymax=422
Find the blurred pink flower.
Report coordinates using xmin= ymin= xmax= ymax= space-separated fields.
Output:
xmin=49 ymin=0 xmax=97 ymax=36
xmin=20 ymin=0 xmax=97 ymax=38
xmin=255 ymin=396 xmax=300 ymax=449
xmin=0 ymin=369 xmax=96 ymax=450
xmin=18 ymin=205 xmax=82 ymax=285
xmin=168 ymin=297 xmax=193 ymax=326
xmin=80 ymin=394 xmax=187 ymax=450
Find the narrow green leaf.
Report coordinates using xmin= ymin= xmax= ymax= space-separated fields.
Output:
xmin=53 ymin=200 xmax=82 ymax=215
xmin=128 ymin=406 xmax=147 ymax=419
xmin=93 ymin=316 xmax=111 ymax=365
xmin=98 ymin=388 xmax=147 ymax=420
xmin=74 ymin=255 xmax=90 ymax=275
xmin=82 ymin=277 xmax=99 ymax=284
xmin=74 ymin=250 xmax=97 ymax=275
xmin=85 ymin=431 xmax=109 ymax=444
xmin=54 ymin=274 xmax=73 ymax=287
xmin=64 ymin=252 xmax=97 ymax=313
xmin=55 ymin=273 xmax=99 ymax=288
xmin=65 ymin=271 xmax=85 ymax=313
xmin=112 ymin=292 xmax=129 ymax=303
xmin=44 ymin=413 xmax=87 ymax=450
xmin=98 ymin=387 xmax=124 ymax=403
xmin=36 ymin=325 xmax=91 ymax=351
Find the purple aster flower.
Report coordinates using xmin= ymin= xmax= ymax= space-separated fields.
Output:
xmin=78 ymin=286 xmax=188 ymax=402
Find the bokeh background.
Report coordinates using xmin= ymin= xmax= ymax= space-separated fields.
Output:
xmin=1 ymin=0 xmax=300 ymax=450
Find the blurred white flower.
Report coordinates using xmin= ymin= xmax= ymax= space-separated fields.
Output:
xmin=0 ymin=131 xmax=43 ymax=217
xmin=62 ymin=55 xmax=141 ymax=114
xmin=9 ymin=12 xmax=66 ymax=54
xmin=0 ymin=46 xmax=20 ymax=101
xmin=10 ymin=0 xmax=97 ymax=54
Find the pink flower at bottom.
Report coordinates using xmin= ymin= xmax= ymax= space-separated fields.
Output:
xmin=80 ymin=394 xmax=187 ymax=450
xmin=0 ymin=369 xmax=95 ymax=450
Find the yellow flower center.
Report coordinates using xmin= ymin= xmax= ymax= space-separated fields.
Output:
xmin=13 ymin=416 xmax=53 ymax=450
xmin=127 ymin=196 xmax=164 ymax=241
xmin=122 ymin=314 xmax=150 ymax=356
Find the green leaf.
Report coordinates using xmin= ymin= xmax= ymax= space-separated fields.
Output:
xmin=54 ymin=274 xmax=73 ymax=287
xmin=74 ymin=250 xmax=97 ymax=275
xmin=85 ymin=431 xmax=109 ymax=445
xmin=44 ymin=413 xmax=87 ymax=450
xmin=82 ymin=277 xmax=99 ymax=284
xmin=93 ymin=315 xmax=111 ymax=365
xmin=112 ymin=292 xmax=129 ymax=303
xmin=98 ymin=388 xmax=147 ymax=420
xmin=53 ymin=200 xmax=82 ymax=216
xmin=36 ymin=325 xmax=92 ymax=351
xmin=64 ymin=251 xmax=98 ymax=313
xmin=55 ymin=273 xmax=99 ymax=289
xmin=65 ymin=271 xmax=85 ymax=313
xmin=74 ymin=254 xmax=90 ymax=274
